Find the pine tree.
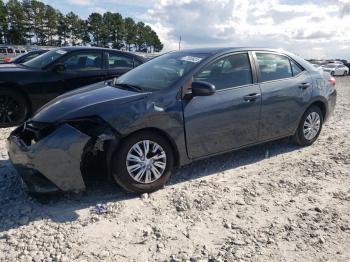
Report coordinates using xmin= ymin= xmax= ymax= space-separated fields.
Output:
xmin=0 ymin=1 xmax=163 ymax=52
xmin=0 ymin=0 xmax=7 ymax=44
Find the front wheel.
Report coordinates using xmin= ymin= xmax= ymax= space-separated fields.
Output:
xmin=343 ymin=70 xmax=348 ymax=76
xmin=331 ymin=71 xmax=335 ymax=76
xmin=293 ymin=106 xmax=323 ymax=146
xmin=0 ymin=89 xmax=28 ymax=128
xmin=112 ymin=131 xmax=174 ymax=193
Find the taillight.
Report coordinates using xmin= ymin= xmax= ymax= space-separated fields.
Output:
xmin=3 ymin=57 xmax=12 ymax=62
xmin=329 ymin=76 xmax=336 ymax=87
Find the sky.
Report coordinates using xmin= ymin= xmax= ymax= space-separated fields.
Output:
xmin=41 ymin=0 xmax=350 ymax=60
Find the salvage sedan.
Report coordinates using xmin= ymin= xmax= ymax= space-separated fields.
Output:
xmin=7 ymin=47 xmax=337 ymax=194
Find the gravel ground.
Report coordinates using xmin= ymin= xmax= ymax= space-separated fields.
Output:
xmin=0 ymin=77 xmax=349 ymax=262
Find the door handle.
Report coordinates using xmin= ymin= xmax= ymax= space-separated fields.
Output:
xmin=244 ymin=93 xmax=261 ymax=102
xmin=299 ymin=82 xmax=311 ymax=89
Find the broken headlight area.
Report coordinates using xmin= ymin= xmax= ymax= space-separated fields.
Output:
xmin=11 ymin=121 xmax=57 ymax=147
xmin=63 ymin=117 xmax=113 ymax=137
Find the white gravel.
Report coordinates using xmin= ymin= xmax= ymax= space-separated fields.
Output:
xmin=0 ymin=77 xmax=349 ymax=262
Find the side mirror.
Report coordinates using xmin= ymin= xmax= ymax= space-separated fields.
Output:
xmin=52 ymin=63 xmax=66 ymax=72
xmin=191 ymin=81 xmax=216 ymax=97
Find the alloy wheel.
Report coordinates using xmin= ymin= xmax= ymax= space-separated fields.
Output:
xmin=126 ymin=140 xmax=167 ymax=184
xmin=303 ymin=112 xmax=321 ymax=140
xmin=0 ymin=94 xmax=22 ymax=125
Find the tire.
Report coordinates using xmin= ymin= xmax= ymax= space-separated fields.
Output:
xmin=112 ymin=131 xmax=174 ymax=193
xmin=331 ymin=71 xmax=334 ymax=76
xmin=343 ymin=70 xmax=348 ymax=76
xmin=0 ymin=89 xmax=29 ymax=128
xmin=293 ymin=106 xmax=323 ymax=146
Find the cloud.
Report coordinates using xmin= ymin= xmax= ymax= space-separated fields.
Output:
xmin=68 ymin=0 xmax=93 ymax=6
xmin=143 ymin=0 xmax=350 ymax=59
xmin=88 ymin=6 xmax=107 ymax=14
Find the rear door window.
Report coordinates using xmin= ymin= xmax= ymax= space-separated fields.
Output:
xmin=108 ymin=53 xmax=134 ymax=69
xmin=256 ymin=53 xmax=293 ymax=82
xmin=134 ymin=59 xmax=143 ymax=67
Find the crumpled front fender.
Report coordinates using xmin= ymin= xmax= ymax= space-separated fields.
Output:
xmin=7 ymin=124 xmax=90 ymax=192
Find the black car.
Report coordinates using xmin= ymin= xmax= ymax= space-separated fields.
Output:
xmin=7 ymin=47 xmax=336 ymax=194
xmin=0 ymin=49 xmax=48 ymax=65
xmin=0 ymin=47 xmax=145 ymax=127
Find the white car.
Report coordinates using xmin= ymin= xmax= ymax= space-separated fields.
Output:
xmin=322 ymin=63 xmax=349 ymax=76
xmin=311 ymin=63 xmax=323 ymax=71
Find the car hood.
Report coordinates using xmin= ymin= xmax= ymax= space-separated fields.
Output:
xmin=32 ymin=82 xmax=150 ymax=123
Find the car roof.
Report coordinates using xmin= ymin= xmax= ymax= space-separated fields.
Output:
xmin=176 ymin=47 xmax=287 ymax=55
xmin=57 ymin=46 xmax=145 ymax=60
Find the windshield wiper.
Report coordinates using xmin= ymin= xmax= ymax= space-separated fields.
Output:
xmin=114 ymin=83 xmax=143 ymax=92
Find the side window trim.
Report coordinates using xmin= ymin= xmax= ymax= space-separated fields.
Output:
xmin=215 ymin=83 xmax=258 ymax=93
xmin=290 ymin=59 xmax=304 ymax=77
xmin=253 ymin=51 xmax=305 ymax=83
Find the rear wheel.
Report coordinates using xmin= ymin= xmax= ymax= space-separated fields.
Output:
xmin=343 ymin=70 xmax=347 ymax=76
xmin=331 ymin=71 xmax=335 ymax=76
xmin=112 ymin=131 xmax=174 ymax=193
xmin=293 ymin=106 xmax=323 ymax=146
xmin=0 ymin=89 xmax=28 ymax=128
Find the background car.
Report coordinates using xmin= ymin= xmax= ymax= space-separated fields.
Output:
xmin=0 ymin=47 xmax=17 ymax=61
xmin=0 ymin=47 xmax=145 ymax=127
xmin=0 ymin=49 xmax=48 ymax=65
xmin=311 ymin=63 xmax=323 ymax=71
xmin=7 ymin=48 xmax=337 ymax=194
xmin=322 ymin=63 xmax=349 ymax=76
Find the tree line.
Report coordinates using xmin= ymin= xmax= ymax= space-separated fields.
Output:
xmin=0 ymin=0 xmax=163 ymax=52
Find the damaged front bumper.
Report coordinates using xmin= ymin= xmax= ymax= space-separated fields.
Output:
xmin=7 ymin=123 xmax=91 ymax=193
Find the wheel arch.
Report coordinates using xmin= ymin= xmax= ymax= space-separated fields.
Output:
xmin=293 ymin=99 xmax=328 ymax=135
xmin=310 ymin=100 xmax=327 ymax=120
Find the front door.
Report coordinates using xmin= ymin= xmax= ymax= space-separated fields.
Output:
xmin=183 ymin=52 xmax=262 ymax=159
xmin=58 ymin=50 xmax=106 ymax=94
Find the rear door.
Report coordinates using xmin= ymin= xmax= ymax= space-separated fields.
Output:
xmin=106 ymin=51 xmax=140 ymax=79
xmin=183 ymin=52 xmax=262 ymax=159
xmin=254 ymin=52 xmax=313 ymax=140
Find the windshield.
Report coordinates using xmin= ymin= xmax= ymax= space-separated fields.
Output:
xmin=115 ymin=52 xmax=210 ymax=90
xmin=23 ymin=49 xmax=67 ymax=69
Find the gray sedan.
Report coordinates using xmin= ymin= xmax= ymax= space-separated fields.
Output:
xmin=7 ymin=47 xmax=337 ymax=194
